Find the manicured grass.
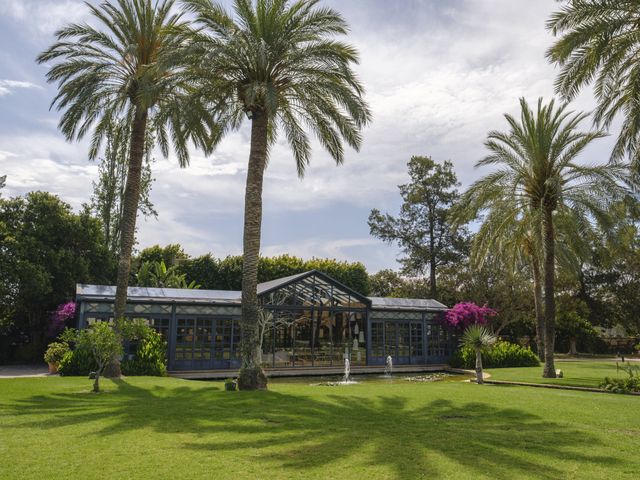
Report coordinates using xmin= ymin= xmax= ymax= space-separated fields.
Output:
xmin=486 ymin=359 xmax=628 ymax=388
xmin=0 ymin=375 xmax=638 ymax=479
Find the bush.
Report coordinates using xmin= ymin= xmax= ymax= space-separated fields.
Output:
xmin=600 ymin=363 xmax=640 ymax=394
xmin=450 ymin=340 xmax=540 ymax=369
xmin=121 ymin=329 xmax=167 ymax=376
xmin=43 ymin=341 xmax=70 ymax=364
xmin=58 ymin=346 xmax=98 ymax=376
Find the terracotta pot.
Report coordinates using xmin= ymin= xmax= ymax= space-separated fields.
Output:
xmin=48 ymin=362 xmax=59 ymax=375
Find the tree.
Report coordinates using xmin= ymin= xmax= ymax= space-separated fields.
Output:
xmin=547 ymin=0 xmax=640 ymax=173
xmin=369 ymin=156 xmax=468 ymax=298
xmin=90 ymin=121 xmax=157 ymax=256
xmin=185 ymin=0 xmax=371 ymax=389
xmin=0 ymin=192 xmax=111 ymax=362
xmin=37 ymin=0 xmax=216 ymax=333
xmin=0 ymin=175 xmax=5 ymax=193
xmin=460 ymin=324 xmax=497 ymax=385
xmin=136 ymin=260 xmax=200 ymax=289
xmin=64 ymin=323 xmax=123 ymax=393
xmin=460 ymin=98 xmax=626 ymax=377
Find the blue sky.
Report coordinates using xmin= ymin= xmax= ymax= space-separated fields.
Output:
xmin=0 ymin=0 xmax=616 ymax=273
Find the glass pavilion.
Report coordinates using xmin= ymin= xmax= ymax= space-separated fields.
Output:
xmin=76 ymin=270 xmax=453 ymax=372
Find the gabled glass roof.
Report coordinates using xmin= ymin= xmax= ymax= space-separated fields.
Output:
xmin=258 ymin=270 xmax=371 ymax=309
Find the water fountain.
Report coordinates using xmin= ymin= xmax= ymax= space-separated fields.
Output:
xmin=342 ymin=358 xmax=351 ymax=383
xmin=384 ymin=355 xmax=393 ymax=377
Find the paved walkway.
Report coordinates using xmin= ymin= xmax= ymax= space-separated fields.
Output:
xmin=0 ymin=365 xmax=50 ymax=378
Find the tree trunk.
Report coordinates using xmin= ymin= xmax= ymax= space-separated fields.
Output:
xmin=93 ymin=371 xmax=100 ymax=393
xmin=475 ymin=347 xmax=484 ymax=384
xmin=429 ymin=223 xmax=437 ymax=298
xmin=568 ymin=337 xmax=577 ymax=356
xmin=531 ymin=254 xmax=545 ymax=362
xmin=109 ymin=106 xmax=148 ymax=378
xmin=541 ymin=206 xmax=557 ymax=378
xmin=237 ymin=112 xmax=269 ymax=391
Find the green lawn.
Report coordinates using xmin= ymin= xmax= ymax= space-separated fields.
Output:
xmin=486 ymin=359 xmax=628 ymax=388
xmin=0 ymin=375 xmax=638 ymax=479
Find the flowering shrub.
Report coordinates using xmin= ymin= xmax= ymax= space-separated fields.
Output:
xmin=450 ymin=340 xmax=540 ymax=369
xmin=441 ymin=302 xmax=496 ymax=331
xmin=49 ymin=302 xmax=76 ymax=336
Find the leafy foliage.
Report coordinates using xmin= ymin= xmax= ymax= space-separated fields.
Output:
xmin=90 ymin=121 xmax=157 ymax=256
xmin=121 ymin=329 xmax=167 ymax=377
xmin=547 ymin=0 xmax=640 ymax=172
xmin=43 ymin=341 xmax=70 ymax=365
xmin=600 ymin=363 xmax=640 ymax=394
xmin=136 ymin=260 xmax=200 ymax=289
xmin=0 ymin=192 xmax=112 ymax=362
xmin=174 ymin=253 xmax=370 ymax=295
xmin=369 ymin=156 xmax=468 ymax=297
xmin=184 ymin=0 xmax=371 ymax=176
xmin=451 ymin=340 xmax=540 ymax=369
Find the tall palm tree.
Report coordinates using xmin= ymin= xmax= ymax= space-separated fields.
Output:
xmin=460 ymin=324 xmax=497 ymax=385
xmin=460 ymin=98 xmax=625 ymax=378
xmin=38 ymin=1 xmax=216 ymax=333
xmin=184 ymin=0 xmax=371 ymax=389
xmin=547 ymin=0 xmax=640 ymax=173
xmin=461 ymin=200 xmax=547 ymax=361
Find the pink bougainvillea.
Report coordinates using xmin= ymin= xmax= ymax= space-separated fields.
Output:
xmin=441 ymin=302 xmax=496 ymax=331
xmin=49 ymin=302 xmax=76 ymax=336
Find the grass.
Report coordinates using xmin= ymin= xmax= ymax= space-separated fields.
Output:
xmin=486 ymin=359 xmax=629 ymax=388
xmin=0 ymin=374 xmax=638 ymax=479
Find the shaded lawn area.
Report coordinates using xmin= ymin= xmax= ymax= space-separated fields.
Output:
xmin=0 ymin=376 xmax=638 ymax=479
xmin=486 ymin=359 xmax=627 ymax=388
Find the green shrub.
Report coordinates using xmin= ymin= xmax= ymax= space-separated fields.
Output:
xmin=600 ymin=363 xmax=640 ymax=394
xmin=450 ymin=340 xmax=540 ymax=369
xmin=58 ymin=346 xmax=97 ymax=376
xmin=121 ymin=329 xmax=167 ymax=376
xmin=43 ymin=341 xmax=70 ymax=364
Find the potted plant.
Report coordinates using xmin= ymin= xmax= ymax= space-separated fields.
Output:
xmin=44 ymin=341 xmax=70 ymax=374
xmin=224 ymin=378 xmax=237 ymax=391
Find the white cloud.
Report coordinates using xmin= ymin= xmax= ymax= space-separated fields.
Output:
xmin=0 ymin=0 xmax=617 ymax=273
xmin=0 ymin=79 xmax=41 ymax=96
xmin=0 ymin=0 xmax=90 ymax=36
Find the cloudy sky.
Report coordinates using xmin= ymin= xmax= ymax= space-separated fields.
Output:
xmin=0 ymin=0 xmax=615 ymax=273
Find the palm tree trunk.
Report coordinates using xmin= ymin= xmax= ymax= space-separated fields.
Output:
xmin=531 ymin=254 xmax=545 ymax=362
xmin=542 ymin=206 xmax=557 ymax=378
xmin=475 ymin=347 xmax=484 ymax=384
xmin=237 ymin=112 xmax=269 ymax=391
xmin=114 ymin=106 xmax=148 ymax=319
xmin=109 ymin=106 xmax=148 ymax=376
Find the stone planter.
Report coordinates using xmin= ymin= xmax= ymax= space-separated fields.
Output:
xmin=48 ymin=362 xmax=59 ymax=375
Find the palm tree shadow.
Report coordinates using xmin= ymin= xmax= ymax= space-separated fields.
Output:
xmin=0 ymin=379 xmax=621 ymax=479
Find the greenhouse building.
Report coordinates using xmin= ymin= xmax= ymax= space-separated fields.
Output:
xmin=76 ymin=270 xmax=453 ymax=375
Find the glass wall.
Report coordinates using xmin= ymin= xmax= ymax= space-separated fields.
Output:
xmin=369 ymin=310 xmax=451 ymax=365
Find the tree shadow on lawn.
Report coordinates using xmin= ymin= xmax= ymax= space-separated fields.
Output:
xmin=1 ymin=379 xmax=621 ymax=479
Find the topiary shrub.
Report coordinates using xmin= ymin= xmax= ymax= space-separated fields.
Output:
xmin=450 ymin=340 xmax=540 ymax=369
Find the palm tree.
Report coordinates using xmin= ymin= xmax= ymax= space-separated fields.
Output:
xmin=460 ymin=98 xmax=626 ymax=378
xmin=37 ymin=0 xmax=216 ymax=333
xmin=547 ymin=0 xmax=640 ymax=173
xmin=184 ymin=0 xmax=371 ymax=389
xmin=462 ymin=200 xmax=546 ymax=361
xmin=460 ymin=324 xmax=497 ymax=385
